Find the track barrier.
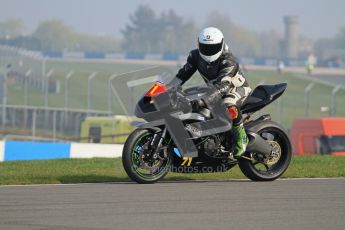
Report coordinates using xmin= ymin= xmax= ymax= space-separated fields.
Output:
xmin=0 ymin=140 xmax=123 ymax=161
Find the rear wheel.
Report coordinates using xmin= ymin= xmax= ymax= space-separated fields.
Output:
xmin=122 ymin=129 xmax=171 ymax=184
xmin=239 ymin=121 xmax=292 ymax=181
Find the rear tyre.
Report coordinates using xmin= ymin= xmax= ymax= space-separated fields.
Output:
xmin=122 ymin=128 xmax=171 ymax=184
xmin=239 ymin=121 xmax=292 ymax=181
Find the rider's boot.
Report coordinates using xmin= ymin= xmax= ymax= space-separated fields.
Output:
xmin=232 ymin=123 xmax=248 ymax=159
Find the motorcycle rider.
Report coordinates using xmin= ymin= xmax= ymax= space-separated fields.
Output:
xmin=168 ymin=27 xmax=251 ymax=159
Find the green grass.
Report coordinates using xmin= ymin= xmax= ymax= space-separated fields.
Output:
xmin=7 ymin=59 xmax=345 ymax=129
xmin=7 ymin=60 xmax=153 ymax=111
xmin=0 ymin=156 xmax=344 ymax=185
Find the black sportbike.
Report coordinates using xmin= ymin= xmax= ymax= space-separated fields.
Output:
xmin=122 ymin=81 xmax=292 ymax=184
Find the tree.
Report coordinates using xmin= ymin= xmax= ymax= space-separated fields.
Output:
xmin=314 ymin=26 xmax=345 ymax=61
xmin=0 ymin=36 xmax=41 ymax=50
xmin=160 ymin=10 xmax=197 ymax=53
xmin=121 ymin=5 xmax=158 ymax=53
xmin=258 ymin=30 xmax=282 ymax=58
xmin=0 ymin=19 xmax=25 ymax=39
xmin=206 ymin=12 xmax=260 ymax=57
xmin=75 ymin=34 xmax=119 ymax=52
xmin=31 ymin=20 xmax=120 ymax=52
xmin=32 ymin=19 xmax=76 ymax=51
xmin=121 ymin=5 xmax=197 ymax=54
xmin=314 ymin=38 xmax=334 ymax=59
xmin=334 ymin=26 xmax=345 ymax=49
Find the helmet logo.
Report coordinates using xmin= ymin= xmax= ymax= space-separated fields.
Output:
xmin=204 ymin=35 xmax=213 ymax=41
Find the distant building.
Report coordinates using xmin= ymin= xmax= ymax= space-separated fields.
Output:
xmin=283 ymin=16 xmax=299 ymax=59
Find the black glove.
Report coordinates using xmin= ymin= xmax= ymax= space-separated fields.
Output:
xmin=215 ymin=81 xmax=231 ymax=96
xmin=191 ymin=99 xmax=205 ymax=111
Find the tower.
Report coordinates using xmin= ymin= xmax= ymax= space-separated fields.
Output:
xmin=284 ymin=16 xmax=299 ymax=59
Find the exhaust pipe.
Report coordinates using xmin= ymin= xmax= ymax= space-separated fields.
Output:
xmin=246 ymin=131 xmax=273 ymax=156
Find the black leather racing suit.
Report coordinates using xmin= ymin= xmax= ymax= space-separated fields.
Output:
xmin=170 ymin=47 xmax=251 ymax=124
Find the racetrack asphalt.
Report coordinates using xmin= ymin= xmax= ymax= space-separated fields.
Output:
xmin=0 ymin=178 xmax=344 ymax=230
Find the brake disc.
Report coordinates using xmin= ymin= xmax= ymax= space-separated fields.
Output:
xmin=138 ymin=148 xmax=167 ymax=172
xmin=265 ymin=141 xmax=282 ymax=165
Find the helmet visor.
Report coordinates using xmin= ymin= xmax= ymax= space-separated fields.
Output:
xmin=199 ymin=41 xmax=223 ymax=56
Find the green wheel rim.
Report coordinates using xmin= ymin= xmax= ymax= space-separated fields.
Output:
xmin=130 ymin=132 xmax=171 ymax=180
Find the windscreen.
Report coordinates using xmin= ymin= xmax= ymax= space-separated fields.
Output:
xmin=109 ymin=66 xmax=175 ymax=116
xmin=109 ymin=65 xmax=207 ymax=116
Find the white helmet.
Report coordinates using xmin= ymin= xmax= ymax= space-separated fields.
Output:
xmin=198 ymin=27 xmax=224 ymax=63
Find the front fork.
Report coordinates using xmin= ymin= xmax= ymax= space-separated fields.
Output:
xmin=149 ymin=128 xmax=192 ymax=166
xmin=150 ymin=128 xmax=168 ymax=159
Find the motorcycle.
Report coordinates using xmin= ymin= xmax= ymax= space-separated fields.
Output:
xmin=122 ymin=81 xmax=292 ymax=184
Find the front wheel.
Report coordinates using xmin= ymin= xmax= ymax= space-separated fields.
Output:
xmin=239 ymin=121 xmax=292 ymax=181
xmin=122 ymin=128 xmax=172 ymax=184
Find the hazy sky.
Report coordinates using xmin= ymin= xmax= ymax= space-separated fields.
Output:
xmin=1 ymin=0 xmax=344 ymax=39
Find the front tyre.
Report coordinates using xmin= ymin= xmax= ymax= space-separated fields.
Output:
xmin=239 ymin=121 xmax=292 ymax=181
xmin=122 ymin=128 xmax=171 ymax=184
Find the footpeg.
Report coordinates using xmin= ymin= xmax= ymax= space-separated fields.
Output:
xmin=240 ymin=155 xmax=253 ymax=161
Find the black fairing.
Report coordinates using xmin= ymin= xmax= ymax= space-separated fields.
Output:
xmin=135 ymin=97 xmax=156 ymax=118
xmin=240 ymin=83 xmax=287 ymax=114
